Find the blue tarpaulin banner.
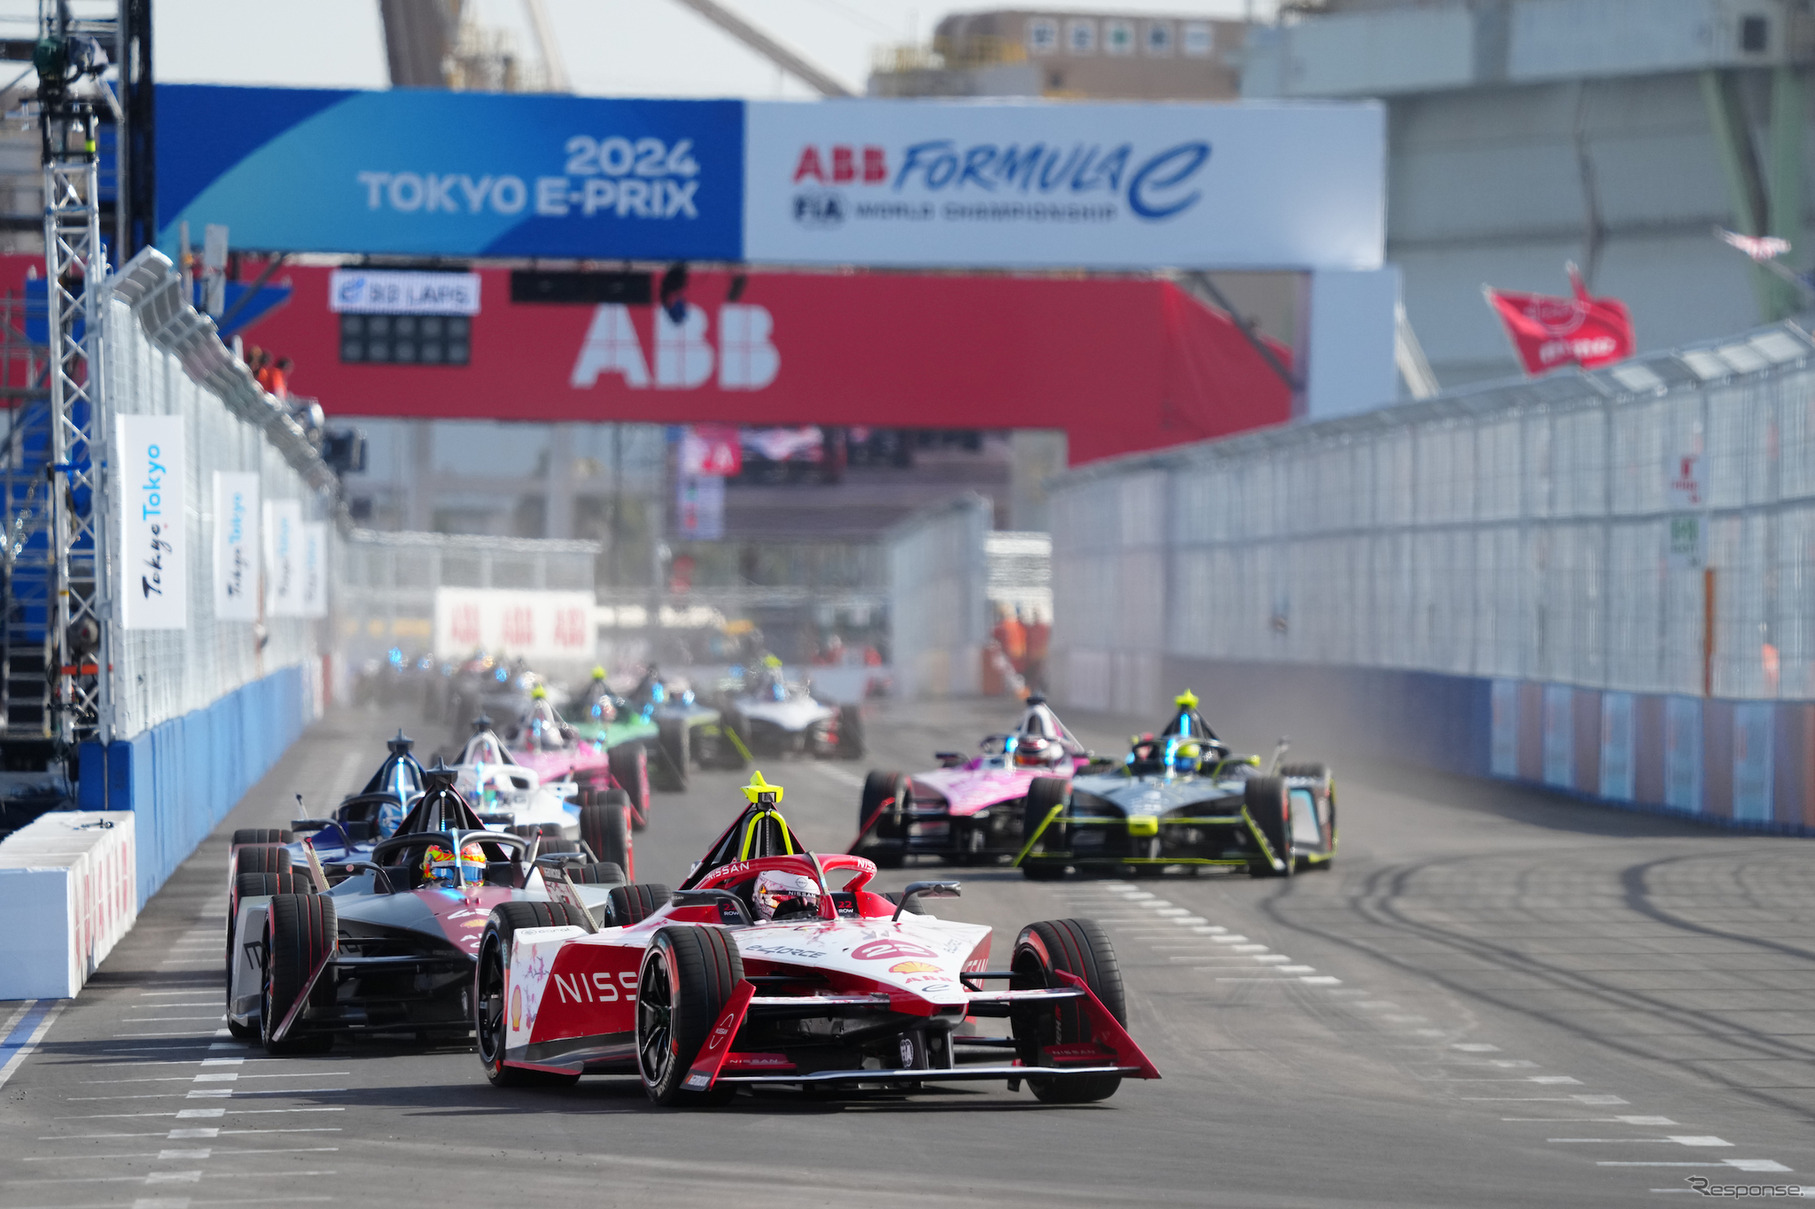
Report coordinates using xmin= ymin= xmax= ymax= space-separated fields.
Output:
xmin=157 ymin=85 xmax=745 ymax=261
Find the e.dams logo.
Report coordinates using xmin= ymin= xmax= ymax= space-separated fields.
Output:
xmin=850 ymin=939 xmax=938 ymax=962
xmin=787 ymin=138 xmax=1211 ymax=227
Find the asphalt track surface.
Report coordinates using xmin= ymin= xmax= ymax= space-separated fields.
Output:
xmin=3 ymin=698 xmax=1814 ymax=1207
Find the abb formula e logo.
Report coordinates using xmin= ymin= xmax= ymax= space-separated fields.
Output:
xmin=570 ymin=303 xmax=779 ymax=391
xmin=786 ymin=138 xmax=1212 ymax=229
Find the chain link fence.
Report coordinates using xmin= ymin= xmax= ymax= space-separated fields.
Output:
xmin=1050 ymin=322 xmax=1815 ymax=712
xmin=106 ymin=251 xmax=339 ymax=740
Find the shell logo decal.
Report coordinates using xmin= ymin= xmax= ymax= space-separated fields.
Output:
xmin=510 ymin=984 xmax=523 ymax=1032
xmin=889 ymin=961 xmax=941 ymax=975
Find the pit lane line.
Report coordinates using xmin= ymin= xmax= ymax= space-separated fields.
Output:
xmin=1061 ymin=879 xmax=1801 ymax=1196
xmin=0 ymin=1000 xmax=69 ymax=1092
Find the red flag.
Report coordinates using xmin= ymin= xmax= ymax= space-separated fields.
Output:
xmin=1485 ymin=265 xmax=1634 ymax=375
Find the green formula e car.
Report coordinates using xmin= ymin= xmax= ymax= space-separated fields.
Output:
xmin=1013 ymin=692 xmax=1337 ymax=880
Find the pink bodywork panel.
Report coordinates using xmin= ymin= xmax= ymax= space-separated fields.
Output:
xmin=910 ymin=758 xmax=1083 ymax=818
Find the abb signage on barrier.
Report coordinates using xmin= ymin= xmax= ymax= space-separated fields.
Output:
xmin=434 ymin=588 xmax=595 ymax=662
xmin=155 ymin=86 xmax=1384 ymax=271
xmin=230 ymin=266 xmax=1294 ymax=465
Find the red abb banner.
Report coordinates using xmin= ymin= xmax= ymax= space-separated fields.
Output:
xmin=227 ymin=265 xmax=1292 ymax=465
xmin=1485 ymin=267 xmax=1633 ymax=375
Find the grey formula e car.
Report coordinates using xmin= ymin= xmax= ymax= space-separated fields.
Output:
xmin=1014 ymin=692 xmax=1337 ymax=879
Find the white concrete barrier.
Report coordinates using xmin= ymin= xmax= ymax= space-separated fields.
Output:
xmin=0 ymin=812 xmax=136 ymax=998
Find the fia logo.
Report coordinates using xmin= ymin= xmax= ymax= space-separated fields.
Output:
xmin=792 ymin=190 xmax=845 ymax=229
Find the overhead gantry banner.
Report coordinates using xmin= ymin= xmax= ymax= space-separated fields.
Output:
xmin=156 ymin=86 xmax=1383 ymax=272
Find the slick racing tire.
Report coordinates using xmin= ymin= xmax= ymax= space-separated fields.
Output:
xmin=476 ymin=900 xmax=592 ymax=1087
xmin=1019 ymin=777 xmax=1071 ymax=881
xmin=857 ymin=771 xmax=908 ymax=867
xmin=1244 ymin=776 xmax=1295 ymax=878
xmin=606 ymin=882 xmax=672 ymax=927
xmin=637 ymin=925 xmax=743 ymax=1106
xmin=581 ymin=797 xmax=633 ymax=878
xmin=261 ymin=893 xmax=337 ymax=1055
xmin=655 ymin=716 xmax=690 ymax=793
xmin=569 ymin=861 xmax=626 ymax=886
xmin=1279 ymin=762 xmax=1337 ymax=869
xmin=233 ymin=843 xmax=291 ymax=880
xmin=536 ymin=838 xmax=582 ymax=856
xmin=1010 ymin=918 xmax=1127 ymax=1104
xmin=226 ymin=871 xmax=294 ymax=1039
xmin=834 ymin=704 xmax=865 ymax=759
xmin=609 ymin=744 xmax=652 ymax=831
xmin=231 ymin=828 xmax=291 ymax=847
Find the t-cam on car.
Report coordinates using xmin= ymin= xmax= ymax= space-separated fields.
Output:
xmin=475 ymin=772 xmax=1157 ymax=1105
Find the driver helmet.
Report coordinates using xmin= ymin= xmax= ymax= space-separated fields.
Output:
xmin=1171 ymin=740 xmax=1202 ymax=774
xmin=1014 ymin=734 xmax=1055 ymax=767
xmin=752 ymin=870 xmax=820 ymax=922
xmin=421 ymin=840 xmax=487 ymax=887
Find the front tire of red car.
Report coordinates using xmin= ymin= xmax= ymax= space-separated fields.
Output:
xmin=476 ymin=901 xmax=589 ymax=1088
xmin=636 ymin=925 xmax=743 ymax=1107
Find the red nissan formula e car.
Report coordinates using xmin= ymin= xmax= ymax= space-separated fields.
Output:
xmin=473 ymin=772 xmax=1157 ymax=1105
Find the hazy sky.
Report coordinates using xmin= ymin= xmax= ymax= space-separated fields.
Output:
xmin=139 ymin=0 xmax=1273 ymax=99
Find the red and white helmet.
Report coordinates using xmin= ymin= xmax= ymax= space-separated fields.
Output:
xmin=752 ymin=870 xmax=820 ymax=922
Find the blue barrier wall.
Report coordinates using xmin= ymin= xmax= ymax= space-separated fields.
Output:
xmin=78 ymin=665 xmax=311 ymax=907
xmin=1160 ymin=657 xmax=1814 ymax=837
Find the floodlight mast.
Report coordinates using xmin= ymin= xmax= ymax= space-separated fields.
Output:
xmin=36 ymin=1 xmax=113 ymax=749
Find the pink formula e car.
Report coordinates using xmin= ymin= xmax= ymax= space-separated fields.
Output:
xmin=473 ymin=772 xmax=1155 ymax=1105
xmin=850 ymin=696 xmax=1098 ymax=867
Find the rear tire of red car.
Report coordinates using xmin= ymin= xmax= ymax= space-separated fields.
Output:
xmin=1018 ymin=778 xmax=1070 ymax=881
xmin=606 ymin=882 xmax=671 ymax=927
xmin=834 ymin=704 xmax=865 ymax=759
xmin=476 ymin=899 xmax=592 ymax=1087
xmin=231 ymin=828 xmax=291 ymax=847
xmin=569 ymin=861 xmax=626 ymax=887
xmin=655 ymin=716 xmax=690 ymax=792
xmin=637 ymin=925 xmax=743 ymax=1106
xmin=609 ymin=744 xmax=651 ymax=831
xmin=261 ymin=893 xmax=337 ymax=1056
xmin=581 ymin=798 xmax=633 ymax=878
xmin=1243 ymin=776 xmax=1295 ymax=878
xmin=857 ymin=770 xmax=907 ymax=867
xmin=1010 ymin=918 xmax=1126 ymax=1103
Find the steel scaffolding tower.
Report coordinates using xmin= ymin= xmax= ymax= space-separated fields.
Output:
xmin=41 ymin=104 xmax=108 ymax=748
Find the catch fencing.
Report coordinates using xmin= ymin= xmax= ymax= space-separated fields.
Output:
xmin=337 ymin=528 xmax=600 ymax=673
xmin=107 ymin=251 xmax=339 ymax=739
xmin=887 ymin=492 xmax=1052 ymax=698
xmin=82 ymin=249 xmax=342 ymax=899
xmin=1049 ymin=321 xmax=1815 ymax=829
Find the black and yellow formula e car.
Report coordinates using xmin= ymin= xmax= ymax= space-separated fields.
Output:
xmin=1013 ymin=692 xmax=1337 ymax=880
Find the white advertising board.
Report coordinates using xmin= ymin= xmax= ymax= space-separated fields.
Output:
xmin=116 ymin=415 xmax=187 ymax=630
xmin=263 ymin=499 xmax=303 ymax=617
xmin=434 ymin=588 xmax=595 ymax=663
xmin=329 ymin=269 xmax=481 ymax=315
xmin=212 ymin=472 xmax=260 ymax=621
xmin=743 ymin=99 xmax=1385 ymax=270
xmin=298 ymin=522 xmax=328 ymax=619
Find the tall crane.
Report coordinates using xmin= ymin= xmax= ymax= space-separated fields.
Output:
xmin=377 ymin=0 xmax=851 ymax=97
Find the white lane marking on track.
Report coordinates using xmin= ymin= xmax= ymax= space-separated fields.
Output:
xmin=807 ymin=763 xmax=867 ymax=791
xmin=12 ymin=1170 xmax=339 ymax=1187
xmin=0 ymin=999 xmax=67 ymax=1092
xmin=1459 ymin=1095 xmax=1629 ymax=1104
xmin=1453 ymin=1043 xmax=1502 ymax=1052
xmin=1503 ymin=1116 xmax=1678 ymax=1124
xmin=1300 ymin=976 xmax=1341 ymax=984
